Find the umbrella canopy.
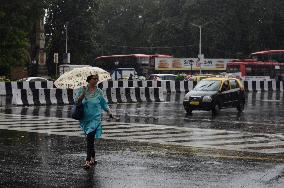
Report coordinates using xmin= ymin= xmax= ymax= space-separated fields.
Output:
xmin=54 ymin=66 xmax=111 ymax=89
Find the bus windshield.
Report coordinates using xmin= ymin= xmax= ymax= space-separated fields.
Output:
xmin=250 ymin=50 xmax=284 ymax=63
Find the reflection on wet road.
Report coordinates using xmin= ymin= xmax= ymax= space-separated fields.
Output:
xmin=0 ymin=92 xmax=283 ymax=157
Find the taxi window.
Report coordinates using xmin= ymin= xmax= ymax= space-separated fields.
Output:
xmin=229 ymin=80 xmax=239 ymax=89
xmin=221 ymin=80 xmax=230 ymax=91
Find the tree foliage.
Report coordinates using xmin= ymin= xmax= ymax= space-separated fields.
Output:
xmin=1 ymin=0 xmax=283 ymax=76
xmin=45 ymin=0 xmax=98 ymax=74
xmin=94 ymin=0 xmax=284 ymax=58
xmin=0 ymin=0 xmax=46 ymax=75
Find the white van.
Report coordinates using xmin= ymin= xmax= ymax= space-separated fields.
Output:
xmin=148 ymin=74 xmax=177 ymax=80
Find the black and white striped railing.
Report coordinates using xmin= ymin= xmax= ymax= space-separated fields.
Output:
xmin=98 ymin=80 xmax=162 ymax=88
xmin=98 ymin=80 xmax=284 ymax=92
xmin=98 ymin=80 xmax=198 ymax=93
xmin=11 ymin=88 xmax=74 ymax=106
xmin=0 ymin=80 xmax=283 ymax=98
xmin=4 ymin=87 xmax=164 ymax=106
xmin=243 ymin=80 xmax=284 ymax=92
xmin=0 ymin=81 xmax=54 ymax=95
xmin=103 ymin=87 xmax=164 ymax=103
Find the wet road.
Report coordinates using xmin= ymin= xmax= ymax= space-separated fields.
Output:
xmin=0 ymin=92 xmax=283 ymax=187
xmin=2 ymin=92 xmax=283 ymax=154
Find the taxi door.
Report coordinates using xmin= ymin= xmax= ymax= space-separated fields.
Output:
xmin=220 ymin=80 xmax=231 ymax=107
xmin=229 ymin=79 xmax=240 ymax=106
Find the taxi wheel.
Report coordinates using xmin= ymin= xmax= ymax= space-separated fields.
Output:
xmin=212 ymin=103 xmax=220 ymax=115
xmin=237 ymin=101 xmax=245 ymax=112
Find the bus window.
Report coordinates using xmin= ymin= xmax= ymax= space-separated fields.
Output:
xmin=227 ymin=65 xmax=240 ymax=73
xmin=271 ymin=52 xmax=284 ymax=63
xmin=245 ymin=66 xmax=252 ymax=74
xmin=250 ymin=53 xmax=269 ymax=62
xmin=138 ymin=57 xmax=150 ymax=65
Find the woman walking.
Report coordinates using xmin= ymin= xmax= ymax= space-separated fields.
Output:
xmin=74 ymin=74 xmax=113 ymax=169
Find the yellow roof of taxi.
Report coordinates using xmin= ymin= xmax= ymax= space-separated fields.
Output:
xmin=203 ymin=77 xmax=239 ymax=81
xmin=194 ymin=74 xmax=214 ymax=76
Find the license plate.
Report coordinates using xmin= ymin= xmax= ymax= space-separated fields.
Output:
xmin=190 ymin=101 xmax=199 ymax=105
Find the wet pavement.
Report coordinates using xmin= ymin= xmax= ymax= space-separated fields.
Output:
xmin=0 ymin=92 xmax=283 ymax=187
xmin=1 ymin=130 xmax=283 ymax=188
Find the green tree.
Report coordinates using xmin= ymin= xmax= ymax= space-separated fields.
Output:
xmin=0 ymin=0 xmax=46 ymax=76
xmin=45 ymin=0 xmax=99 ymax=75
xmin=2 ymin=0 xmax=284 ymax=78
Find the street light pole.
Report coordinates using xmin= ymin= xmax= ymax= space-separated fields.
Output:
xmin=63 ymin=22 xmax=71 ymax=64
xmin=199 ymin=25 xmax=201 ymax=56
xmin=199 ymin=25 xmax=202 ymax=74
xmin=190 ymin=21 xmax=213 ymax=74
xmin=64 ymin=23 xmax=68 ymax=53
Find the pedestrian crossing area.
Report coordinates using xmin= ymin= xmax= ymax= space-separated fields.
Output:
xmin=0 ymin=113 xmax=283 ymax=155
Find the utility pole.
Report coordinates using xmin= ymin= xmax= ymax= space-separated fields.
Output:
xmin=190 ymin=21 xmax=213 ymax=74
xmin=64 ymin=22 xmax=70 ymax=63
xmin=64 ymin=23 xmax=68 ymax=54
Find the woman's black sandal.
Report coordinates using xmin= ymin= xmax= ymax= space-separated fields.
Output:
xmin=83 ymin=161 xmax=92 ymax=169
xmin=90 ymin=158 xmax=97 ymax=166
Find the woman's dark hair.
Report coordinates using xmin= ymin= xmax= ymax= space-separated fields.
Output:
xmin=86 ymin=75 xmax=98 ymax=83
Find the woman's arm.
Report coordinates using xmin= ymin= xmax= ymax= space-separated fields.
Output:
xmin=98 ymin=89 xmax=113 ymax=117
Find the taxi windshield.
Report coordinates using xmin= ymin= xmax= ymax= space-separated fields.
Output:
xmin=193 ymin=80 xmax=221 ymax=91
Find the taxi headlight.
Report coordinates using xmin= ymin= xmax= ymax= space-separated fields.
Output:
xmin=202 ymin=96 xmax=212 ymax=102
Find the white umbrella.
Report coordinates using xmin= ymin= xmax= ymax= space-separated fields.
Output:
xmin=54 ymin=66 xmax=111 ymax=89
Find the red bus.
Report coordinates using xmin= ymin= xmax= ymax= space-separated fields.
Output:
xmin=227 ymin=50 xmax=284 ymax=80
xmin=93 ymin=54 xmax=172 ymax=76
xmin=250 ymin=50 xmax=284 ymax=62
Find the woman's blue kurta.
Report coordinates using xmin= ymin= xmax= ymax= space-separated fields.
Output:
xmin=74 ymin=85 xmax=109 ymax=138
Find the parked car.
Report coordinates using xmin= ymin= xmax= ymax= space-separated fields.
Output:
xmin=18 ymin=77 xmax=49 ymax=82
xmin=148 ymin=74 xmax=177 ymax=81
xmin=183 ymin=77 xmax=245 ymax=115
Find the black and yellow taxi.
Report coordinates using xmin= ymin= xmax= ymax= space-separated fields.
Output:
xmin=183 ymin=77 xmax=245 ymax=115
